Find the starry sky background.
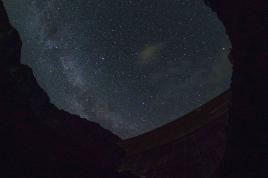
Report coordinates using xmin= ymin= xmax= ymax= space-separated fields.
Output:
xmin=3 ymin=0 xmax=231 ymax=138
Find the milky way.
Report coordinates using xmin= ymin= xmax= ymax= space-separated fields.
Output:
xmin=3 ymin=0 xmax=231 ymax=138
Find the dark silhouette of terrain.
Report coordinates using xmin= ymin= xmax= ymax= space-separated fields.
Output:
xmin=206 ymin=0 xmax=268 ymax=177
xmin=0 ymin=0 xmax=267 ymax=177
xmin=121 ymin=0 xmax=268 ymax=177
xmin=0 ymin=1 xmax=132 ymax=177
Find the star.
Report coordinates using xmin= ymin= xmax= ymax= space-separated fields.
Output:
xmin=3 ymin=0 xmax=232 ymax=138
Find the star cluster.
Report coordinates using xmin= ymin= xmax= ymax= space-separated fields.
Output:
xmin=4 ymin=0 xmax=231 ymax=138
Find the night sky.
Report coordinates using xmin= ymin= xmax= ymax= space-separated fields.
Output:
xmin=3 ymin=0 xmax=231 ymax=138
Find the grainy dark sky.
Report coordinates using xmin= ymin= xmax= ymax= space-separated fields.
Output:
xmin=4 ymin=0 xmax=231 ymax=138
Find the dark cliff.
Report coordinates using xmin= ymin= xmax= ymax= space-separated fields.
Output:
xmin=205 ymin=0 xmax=268 ymax=177
xmin=120 ymin=0 xmax=268 ymax=178
xmin=1 ymin=0 xmax=268 ymax=178
xmin=0 ymin=2 xmax=129 ymax=177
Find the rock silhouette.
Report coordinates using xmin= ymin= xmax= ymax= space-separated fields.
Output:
xmin=206 ymin=0 xmax=268 ymax=177
xmin=1 ymin=0 xmax=267 ymax=177
xmin=0 ymin=1 xmax=128 ymax=177
xmin=121 ymin=0 xmax=268 ymax=177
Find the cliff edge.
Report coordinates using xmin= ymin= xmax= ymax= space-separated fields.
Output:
xmin=0 ymin=1 xmax=127 ymax=177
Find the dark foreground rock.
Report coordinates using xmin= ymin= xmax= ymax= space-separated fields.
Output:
xmin=205 ymin=0 xmax=268 ymax=177
xmin=0 ymin=1 xmax=127 ymax=177
xmin=1 ymin=0 xmax=268 ymax=177
xmin=120 ymin=1 xmax=268 ymax=178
